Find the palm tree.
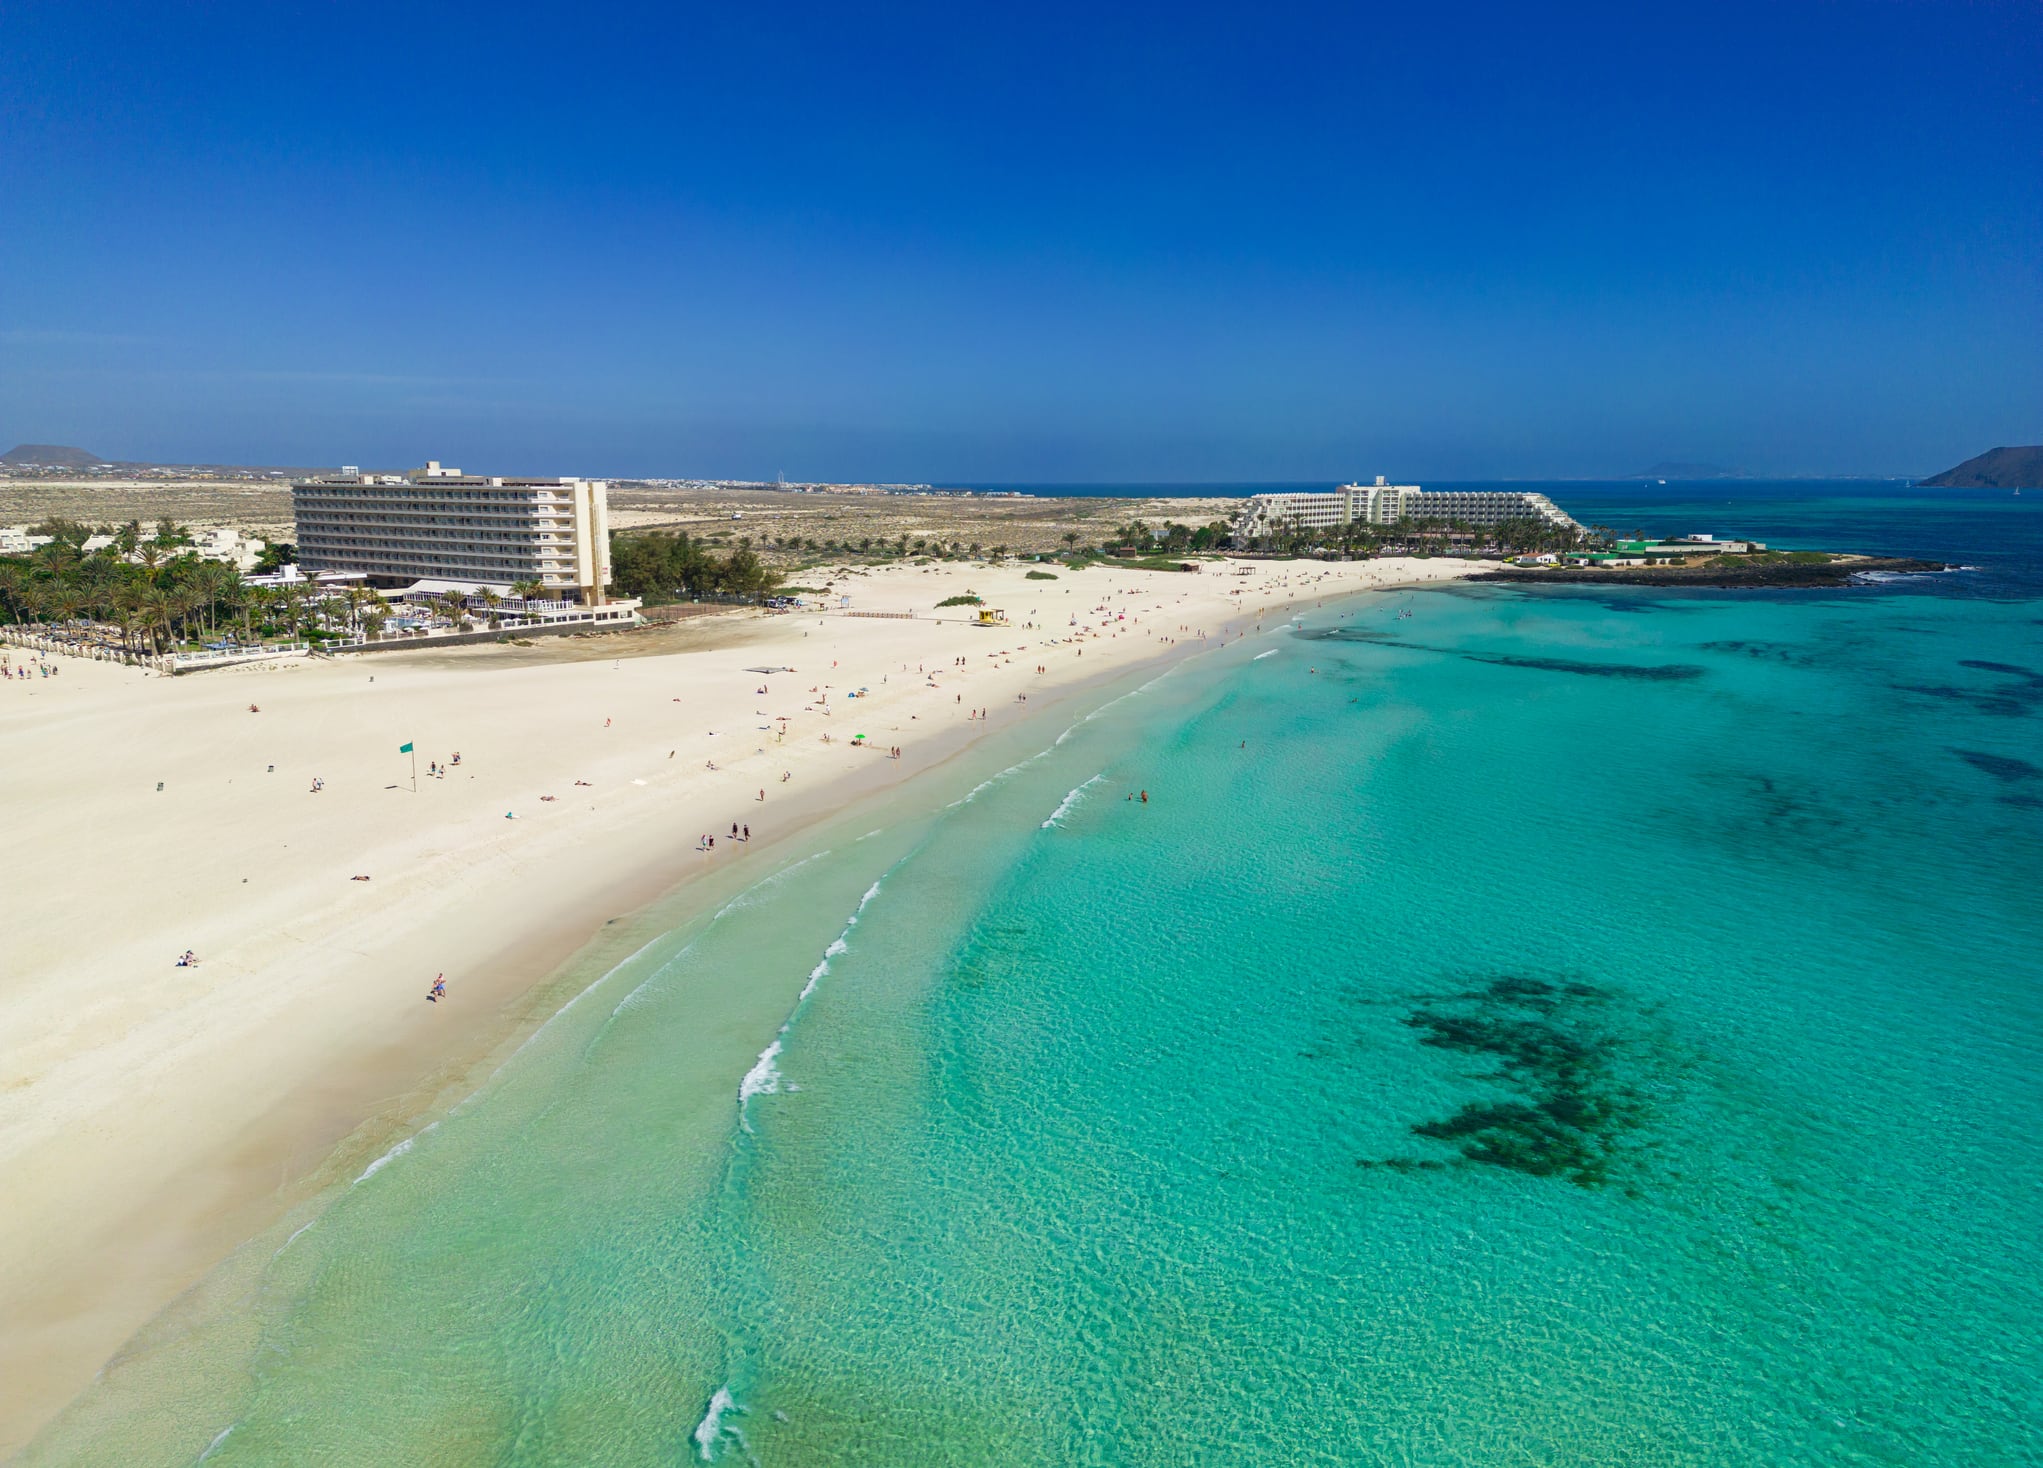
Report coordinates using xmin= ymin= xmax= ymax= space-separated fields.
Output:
xmin=116 ymin=594 xmax=147 ymax=658
xmin=342 ymin=585 xmax=372 ymax=635
xmin=0 ymin=562 xmax=29 ymax=624
xmin=195 ymin=562 xmax=236 ymax=638
xmin=54 ymin=584 xmax=87 ymax=627
xmin=241 ymin=586 xmax=268 ymax=639
xmin=138 ymin=587 xmax=175 ymax=653
xmin=215 ymin=575 xmax=246 ymax=640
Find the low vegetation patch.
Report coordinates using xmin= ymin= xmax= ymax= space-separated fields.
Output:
xmin=1743 ymin=550 xmax=1834 ymax=565
xmin=1122 ymin=556 xmax=1199 ymax=573
xmin=936 ymin=593 xmax=983 ymax=607
xmin=1025 ymin=570 xmax=1058 ymax=580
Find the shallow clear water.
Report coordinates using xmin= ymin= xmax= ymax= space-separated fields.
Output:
xmin=31 ymin=495 xmax=2043 ymax=1466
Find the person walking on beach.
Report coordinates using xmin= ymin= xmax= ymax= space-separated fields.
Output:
xmin=427 ymin=973 xmax=447 ymax=1003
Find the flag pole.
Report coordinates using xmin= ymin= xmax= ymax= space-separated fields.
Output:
xmin=411 ymin=744 xmax=417 ymax=793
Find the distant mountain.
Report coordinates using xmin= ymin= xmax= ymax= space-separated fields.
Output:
xmin=2 ymin=443 xmax=103 ymax=468
xmin=1626 ymin=461 xmax=1750 ymax=480
xmin=1918 ymin=446 xmax=2043 ymax=489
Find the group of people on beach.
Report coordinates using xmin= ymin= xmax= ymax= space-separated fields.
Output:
xmin=5 ymin=660 xmax=57 ymax=679
xmin=697 ymin=821 xmax=755 ymax=851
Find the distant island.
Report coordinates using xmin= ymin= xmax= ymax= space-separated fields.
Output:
xmin=2 ymin=443 xmax=104 ymax=468
xmin=1625 ymin=461 xmax=1750 ymax=480
xmin=1919 ymin=445 xmax=2043 ymax=489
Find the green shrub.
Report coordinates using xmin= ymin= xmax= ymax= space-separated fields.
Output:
xmin=1025 ymin=570 xmax=1058 ymax=580
xmin=936 ymin=593 xmax=983 ymax=608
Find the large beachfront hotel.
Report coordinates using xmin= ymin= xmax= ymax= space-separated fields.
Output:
xmin=291 ymin=461 xmax=613 ymax=602
xmin=1234 ymin=477 xmax=1585 ymax=539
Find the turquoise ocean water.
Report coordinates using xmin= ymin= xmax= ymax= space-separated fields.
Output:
xmin=29 ymin=489 xmax=2043 ymax=1465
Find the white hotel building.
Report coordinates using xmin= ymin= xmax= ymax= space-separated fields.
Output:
xmin=1234 ymin=477 xmax=1584 ymax=541
xmin=291 ymin=462 xmax=613 ymax=602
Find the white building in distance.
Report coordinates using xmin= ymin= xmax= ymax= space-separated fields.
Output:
xmin=4 ymin=523 xmax=264 ymax=568
xmin=0 ymin=525 xmax=55 ymax=555
xmin=291 ymin=461 xmax=613 ymax=601
xmin=1234 ymin=477 xmax=1584 ymax=541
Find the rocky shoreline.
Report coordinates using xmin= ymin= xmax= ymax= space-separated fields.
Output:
xmin=1471 ymin=556 xmax=1951 ymax=589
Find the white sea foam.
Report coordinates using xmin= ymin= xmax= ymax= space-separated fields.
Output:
xmin=738 ymin=1040 xmax=783 ymax=1103
xmin=1253 ymin=648 xmax=1279 ymax=660
xmin=197 ymin=1424 xmax=237 ymax=1462
xmin=460 ymin=928 xmax=675 ymax=1086
xmin=958 ymin=752 xmax=1044 ymax=804
xmin=692 ymin=1385 xmax=737 ymax=1459
xmin=271 ymin=1219 xmax=317 ymax=1259
xmin=1035 ymin=663 xmax=1186 ymax=755
xmin=352 ymin=1122 xmax=438 ymax=1186
xmin=738 ymin=875 xmax=892 ymax=1130
xmin=609 ymin=852 xmax=833 ymax=1018
xmin=1042 ymin=773 xmax=1105 ymax=828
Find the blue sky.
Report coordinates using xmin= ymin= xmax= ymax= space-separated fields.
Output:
xmin=2 ymin=0 xmax=2037 ymax=480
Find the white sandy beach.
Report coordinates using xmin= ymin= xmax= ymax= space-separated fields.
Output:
xmin=0 ymin=554 xmax=1472 ymax=1450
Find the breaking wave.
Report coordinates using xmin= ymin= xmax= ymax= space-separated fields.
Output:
xmin=352 ymin=1122 xmax=439 ymax=1187
xmin=1042 ymin=774 xmax=1106 ymax=828
xmin=737 ymin=877 xmax=888 ymax=1131
xmin=692 ymin=1385 xmax=740 ymax=1461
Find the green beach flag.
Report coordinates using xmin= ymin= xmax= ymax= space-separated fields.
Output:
xmin=399 ymin=741 xmax=414 ymax=753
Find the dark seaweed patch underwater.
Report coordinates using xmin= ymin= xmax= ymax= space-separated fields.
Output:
xmin=1950 ymin=748 xmax=2042 ymax=782
xmin=1361 ymin=977 xmax=1654 ymax=1188
xmin=1465 ymin=650 xmax=1703 ymax=681
xmin=1898 ymin=660 xmax=2043 ymax=718
xmin=1701 ymin=638 xmax=1821 ymax=668
xmin=1303 ymin=628 xmax=1704 ymax=682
